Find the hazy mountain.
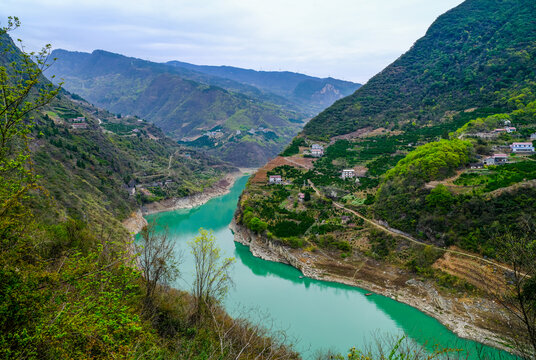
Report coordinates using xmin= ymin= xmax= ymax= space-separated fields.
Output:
xmin=47 ymin=49 xmax=306 ymax=166
xmin=166 ymin=60 xmax=361 ymax=115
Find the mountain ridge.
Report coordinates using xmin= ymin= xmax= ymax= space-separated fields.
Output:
xmin=302 ymin=0 xmax=536 ymax=139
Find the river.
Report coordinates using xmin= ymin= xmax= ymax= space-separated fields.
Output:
xmin=145 ymin=175 xmax=517 ymax=359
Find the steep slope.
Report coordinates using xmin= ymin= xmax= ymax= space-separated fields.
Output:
xmin=0 ymin=31 xmax=298 ymax=359
xmin=303 ymin=0 xmax=536 ymax=138
xmin=234 ymin=0 xmax=536 ymax=352
xmin=166 ymin=60 xmax=361 ymax=114
xmin=46 ymin=50 xmax=305 ymax=166
xmin=0 ymin=34 xmax=232 ymax=224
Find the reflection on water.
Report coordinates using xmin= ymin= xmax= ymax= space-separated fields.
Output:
xmin=145 ymin=176 xmax=517 ymax=360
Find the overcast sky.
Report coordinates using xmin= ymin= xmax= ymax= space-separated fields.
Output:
xmin=2 ymin=0 xmax=464 ymax=83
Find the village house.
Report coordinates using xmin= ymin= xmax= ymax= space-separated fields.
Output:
xmin=71 ymin=116 xmax=85 ymax=123
xmin=469 ymin=162 xmax=484 ymax=169
xmin=268 ymin=175 xmax=282 ymax=184
xmin=510 ymin=142 xmax=535 ymax=153
xmin=484 ymin=154 xmax=508 ymax=166
xmin=494 ymin=127 xmax=516 ymax=134
xmin=341 ymin=169 xmax=355 ymax=179
xmin=530 ymin=133 xmax=536 ymax=141
xmin=311 ymin=144 xmax=324 ymax=157
xmin=132 ymin=128 xmax=140 ymax=133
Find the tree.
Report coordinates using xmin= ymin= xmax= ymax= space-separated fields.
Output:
xmin=491 ymin=222 xmax=536 ymax=359
xmin=136 ymin=221 xmax=180 ymax=313
xmin=0 ymin=16 xmax=61 ymax=246
xmin=189 ymin=228 xmax=234 ymax=322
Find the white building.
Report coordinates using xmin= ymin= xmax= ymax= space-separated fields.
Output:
xmin=484 ymin=154 xmax=508 ymax=166
xmin=530 ymin=133 xmax=536 ymax=141
xmin=269 ymin=175 xmax=282 ymax=184
xmin=311 ymin=144 xmax=324 ymax=157
xmin=510 ymin=142 xmax=535 ymax=153
xmin=341 ymin=169 xmax=355 ymax=179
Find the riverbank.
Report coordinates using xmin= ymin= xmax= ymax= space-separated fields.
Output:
xmin=122 ymin=170 xmax=252 ymax=235
xmin=229 ymin=219 xmax=517 ymax=355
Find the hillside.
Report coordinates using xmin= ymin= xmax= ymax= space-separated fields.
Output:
xmin=235 ymin=0 xmax=536 ymax=353
xmin=303 ymin=0 xmax=536 ymax=139
xmin=166 ymin=60 xmax=361 ymax=115
xmin=0 ymin=28 xmax=301 ymax=359
xmin=47 ymin=50 xmax=308 ymax=167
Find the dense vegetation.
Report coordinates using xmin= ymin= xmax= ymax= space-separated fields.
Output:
xmin=0 ymin=25 xmax=297 ymax=360
xmin=303 ymin=0 xmax=536 ymax=138
xmin=47 ymin=49 xmax=306 ymax=166
xmin=167 ymin=60 xmax=361 ymax=115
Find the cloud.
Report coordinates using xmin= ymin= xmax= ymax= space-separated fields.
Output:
xmin=2 ymin=0 xmax=464 ymax=82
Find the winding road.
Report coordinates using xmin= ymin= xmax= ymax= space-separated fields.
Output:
xmin=307 ymin=179 xmax=516 ymax=274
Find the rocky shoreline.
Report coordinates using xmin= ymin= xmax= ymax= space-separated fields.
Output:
xmin=229 ymin=219 xmax=516 ymax=355
xmin=122 ymin=171 xmax=246 ymax=235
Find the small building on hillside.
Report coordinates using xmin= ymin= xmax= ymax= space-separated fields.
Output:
xmin=311 ymin=144 xmax=324 ymax=157
xmin=510 ymin=142 xmax=535 ymax=153
xmin=493 ymin=128 xmax=507 ymax=134
xmin=484 ymin=154 xmax=508 ymax=166
xmin=341 ymin=169 xmax=355 ymax=179
xmin=268 ymin=175 xmax=282 ymax=184
xmin=71 ymin=116 xmax=85 ymax=123
xmin=504 ymin=126 xmax=516 ymax=133
xmin=530 ymin=133 xmax=536 ymax=141
xmin=298 ymin=192 xmax=305 ymax=201
xmin=469 ymin=162 xmax=484 ymax=169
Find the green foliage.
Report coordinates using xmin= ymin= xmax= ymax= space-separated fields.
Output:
xmin=383 ymin=139 xmax=472 ymax=182
xmin=368 ymin=229 xmax=396 ymax=259
xmin=248 ymin=217 xmax=268 ymax=233
xmin=188 ymin=229 xmax=235 ymax=320
xmin=304 ymin=0 xmax=536 ymax=138
xmin=0 ymin=22 xmax=61 ymax=244
xmin=312 ymin=235 xmax=351 ymax=251
xmin=48 ymin=49 xmax=306 ymax=166
xmin=425 ymin=185 xmax=455 ymax=213
xmin=280 ymin=137 xmax=307 ymax=156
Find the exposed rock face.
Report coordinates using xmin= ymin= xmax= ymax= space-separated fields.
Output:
xmin=230 ymin=219 xmax=517 ymax=355
xmin=140 ymin=173 xmax=240 ymax=215
xmin=122 ymin=210 xmax=148 ymax=236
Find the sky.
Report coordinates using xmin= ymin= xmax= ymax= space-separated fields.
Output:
xmin=2 ymin=0 xmax=464 ymax=83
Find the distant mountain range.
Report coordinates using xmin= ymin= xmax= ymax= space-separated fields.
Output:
xmin=166 ymin=60 xmax=361 ymax=115
xmin=46 ymin=50 xmax=360 ymax=166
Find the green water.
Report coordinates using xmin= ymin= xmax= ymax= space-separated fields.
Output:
xmin=146 ymin=176 xmax=516 ymax=359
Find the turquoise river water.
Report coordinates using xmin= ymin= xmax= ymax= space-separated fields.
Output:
xmin=145 ymin=175 xmax=516 ymax=359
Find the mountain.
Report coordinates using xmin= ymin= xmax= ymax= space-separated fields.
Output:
xmin=0 ymin=30 xmax=300 ymax=359
xmin=235 ymin=0 xmax=536 ymax=351
xmin=166 ymin=60 xmax=361 ymax=115
xmin=303 ymin=0 xmax=536 ymax=139
xmin=47 ymin=49 xmax=307 ymax=167
xmin=0 ymin=34 xmax=232 ymax=226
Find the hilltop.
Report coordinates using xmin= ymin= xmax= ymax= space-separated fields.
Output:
xmin=303 ymin=0 xmax=536 ymax=139
xmin=166 ymin=60 xmax=361 ymax=115
xmin=235 ymin=0 xmax=536 ymax=354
